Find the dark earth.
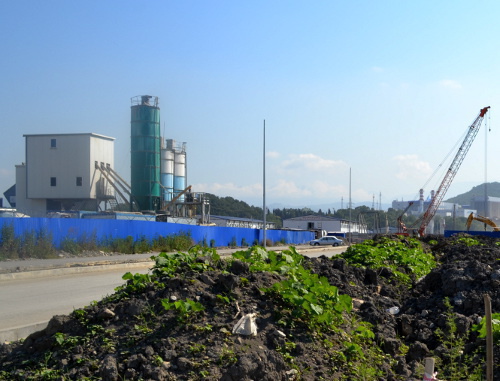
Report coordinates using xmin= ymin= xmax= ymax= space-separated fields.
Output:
xmin=1 ymin=234 xmax=500 ymax=380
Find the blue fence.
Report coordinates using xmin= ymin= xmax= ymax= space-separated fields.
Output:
xmin=0 ymin=217 xmax=314 ymax=249
xmin=444 ymin=230 xmax=500 ymax=238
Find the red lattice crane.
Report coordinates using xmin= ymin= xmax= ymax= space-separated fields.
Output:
xmin=416 ymin=106 xmax=490 ymax=236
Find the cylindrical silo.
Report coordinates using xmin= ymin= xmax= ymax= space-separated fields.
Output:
xmin=130 ymin=95 xmax=161 ymax=211
xmin=160 ymin=143 xmax=174 ymax=202
xmin=174 ymin=144 xmax=187 ymax=202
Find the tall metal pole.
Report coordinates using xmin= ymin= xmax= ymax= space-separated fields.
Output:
xmin=348 ymin=167 xmax=352 ymax=246
xmin=263 ymin=120 xmax=266 ymax=248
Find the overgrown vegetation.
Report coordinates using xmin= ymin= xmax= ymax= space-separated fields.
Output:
xmin=431 ymin=297 xmax=483 ymax=380
xmin=339 ymin=236 xmax=436 ymax=286
xmin=0 ymin=225 xmax=195 ymax=260
xmin=0 ymin=223 xmax=56 ymax=259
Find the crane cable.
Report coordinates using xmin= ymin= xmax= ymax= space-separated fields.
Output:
xmin=417 ymin=125 xmax=470 ymax=202
xmin=484 ymin=110 xmax=491 ymax=216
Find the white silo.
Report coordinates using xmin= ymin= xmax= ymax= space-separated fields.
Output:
xmin=174 ymin=142 xmax=187 ymax=202
xmin=161 ymin=139 xmax=187 ymax=203
xmin=160 ymin=140 xmax=175 ymax=202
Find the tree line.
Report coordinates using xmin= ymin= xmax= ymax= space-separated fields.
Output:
xmin=205 ymin=193 xmax=475 ymax=231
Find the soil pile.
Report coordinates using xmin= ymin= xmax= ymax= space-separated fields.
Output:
xmin=1 ymin=235 xmax=500 ymax=380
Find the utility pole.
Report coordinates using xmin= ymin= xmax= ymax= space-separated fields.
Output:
xmin=348 ymin=168 xmax=352 ymax=245
xmin=263 ymin=120 xmax=266 ymax=248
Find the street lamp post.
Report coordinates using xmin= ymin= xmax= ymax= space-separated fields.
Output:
xmin=263 ymin=119 xmax=266 ymax=248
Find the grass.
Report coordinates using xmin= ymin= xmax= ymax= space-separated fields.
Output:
xmin=0 ymin=224 xmax=195 ymax=260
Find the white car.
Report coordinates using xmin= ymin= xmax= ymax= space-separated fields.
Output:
xmin=309 ymin=236 xmax=343 ymax=246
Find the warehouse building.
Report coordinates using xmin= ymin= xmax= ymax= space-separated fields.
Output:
xmin=283 ymin=215 xmax=365 ymax=234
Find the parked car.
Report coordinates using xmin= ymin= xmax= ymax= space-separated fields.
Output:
xmin=0 ymin=208 xmax=29 ymax=218
xmin=309 ymin=236 xmax=343 ymax=246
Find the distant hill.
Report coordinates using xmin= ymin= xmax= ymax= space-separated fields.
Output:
xmin=446 ymin=182 xmax=500 ymax=205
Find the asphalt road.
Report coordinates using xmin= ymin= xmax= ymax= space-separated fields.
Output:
xmin=0 ymin=245 xmax=345 ymax=342
xmin=0 ymin=265 xmax=149 ymax=328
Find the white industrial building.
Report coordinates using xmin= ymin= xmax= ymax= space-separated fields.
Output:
xmin=209 ymin=215 xmax=276 ymax=229
xmin=15 ymin=133 xmax=115 ymax=217
xmin=283 ymin=215 xmax=366 ymax=234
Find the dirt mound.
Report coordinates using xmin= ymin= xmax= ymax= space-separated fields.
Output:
xmin=1 ymin=235 xmax=500 ymax=380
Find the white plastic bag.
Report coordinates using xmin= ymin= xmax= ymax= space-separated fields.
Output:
xmin=232 ymin=313 xmax=257 ymax=336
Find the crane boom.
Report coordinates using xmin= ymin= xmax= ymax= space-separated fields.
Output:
xmin=418 ymin=106 xmax=490 ymax=236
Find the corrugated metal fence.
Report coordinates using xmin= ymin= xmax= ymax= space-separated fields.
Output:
xmin=0 ymin=217 xmax=314 ymax=249
xmin=444 ymin=230 xmax=500 ymax=238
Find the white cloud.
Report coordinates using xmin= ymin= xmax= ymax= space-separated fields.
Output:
xmin=392 ymin=154 xmax=432 ymax=180
xmin=266 ymin=151 xmax=280 ymax=158
xmin=194 ymin=153 xmax=350 ymax=205
xmin=278 ymin=153 xmax=348 ymax=176
xmin=269 ymin=179 xmax=313 ymax=199
xmin=439 ymin=79 xmax=462 ymax=89
xmin=193 ymin=182 xmax=262 ymax=199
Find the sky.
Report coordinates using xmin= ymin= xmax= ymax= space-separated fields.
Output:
xmin=1 ymin=1 xmax=500 ymax=211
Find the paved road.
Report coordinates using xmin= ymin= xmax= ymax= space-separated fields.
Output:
xmin=0 ymin=245 xmax=345 ymax=342
xmin=0 ymin=264 xmax=150 ymax=332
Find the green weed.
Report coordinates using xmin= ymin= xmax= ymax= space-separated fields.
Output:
xmin=456 ymin=236 xmax=482 ymax=247
xmin=162 ymin=298 xmax=205 ymax=323
xmin=433 ymin=297 xmax=482 ymax=380
xmin=340 ymin=236 xmax=435 ymax=287
xmin=472 ymin=312 xmax=500 ymax=343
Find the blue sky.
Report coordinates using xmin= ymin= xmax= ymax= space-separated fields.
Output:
xmin=1 ymin=1 xmax=499 ymax=210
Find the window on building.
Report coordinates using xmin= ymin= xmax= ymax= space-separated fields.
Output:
xmin=50 ymin=177 xmax=56 ymax=186
xmin=50 ymin=139 xmax=57 ymax=148
xmin=76 ymin=177 xmax=82 ymax=186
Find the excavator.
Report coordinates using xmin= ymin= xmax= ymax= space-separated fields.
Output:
xmin=397 ymin=201 xmax=414 ymax=235
xmin=466 ymin=212 xmax=500 ymax=232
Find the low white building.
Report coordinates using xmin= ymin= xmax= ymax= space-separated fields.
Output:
xmin=16 ymin=133 xmax=115 ymax=217
xmin=283 ymin=215 xmax=365 ymax=234
xmin=209 ymin=215 xmax=276 ymax=229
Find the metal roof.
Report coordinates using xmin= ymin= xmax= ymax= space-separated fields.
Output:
xmin=283 ymin=215 xmax=342 ymax=222
xmin=23 ymin=133 xmax=115 ymax=141
xmin=210 ymin=215 xmax=266 ymax=223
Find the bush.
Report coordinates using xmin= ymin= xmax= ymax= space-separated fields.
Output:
xmin=61 ymin=237 xmax=82 ymax=255
xmin=34 ymin=229 xmax=57 ymax=259
xmin=19 ymin=230 xmax=37 ymax=259
xmin=151 ymin=232 xmax=193 ymax=252
xmin=110 ymin=236 xmax=135 ymax=254
xmin=0 ymin=225 xmax=56 ymax=259
xmin=0 ymin=223 xmax=19 ymax=259
xmin=228 ymin=236 xmax=237 ymax=248
xmin=201 ymin=237 xmax=208 ymax=247
xmin=78 ymin=231 xmax=99 ymax=252
xmin=134 ymin=236 xmax=151 ymax=253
